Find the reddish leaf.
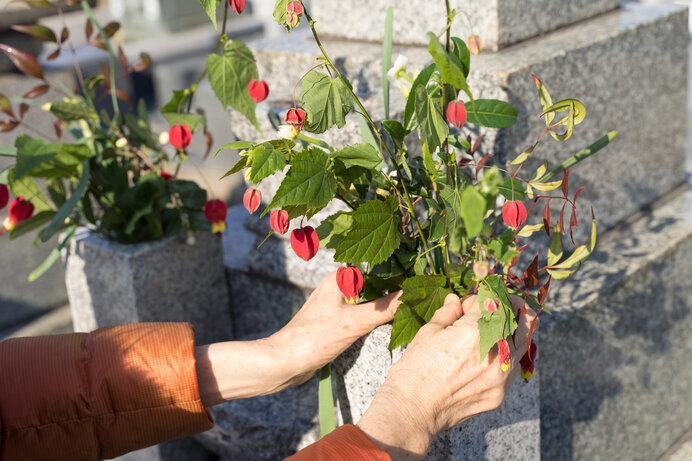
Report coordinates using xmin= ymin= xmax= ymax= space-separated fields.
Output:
xmin=476 ymin=153 xmax=493 ymax=177
xmin=19 ymin=103 xmax=29 ymax=120
xmin=561 ymin=168 xmax=570 ymax=197
xmin=60 ymin=26 xmax=69 ymax=44
xmin=0 ymin=120 xmax=19 ymax=132
xmin=569 ymin=207 xmax=578 ymax=245
xmin=509 ymin=272 xmax=523 ymax=286
xmin=0 ymin=94 xmax=13 ymax=117
xmin=538 ymin=276 xmax=552 ymax=304
xmin=573 ymin=186 xmax=585 ymax=206
xmin=117 ymin=46 xmax=129 ymax=72
xmin=0 ymin=44 xmax=44 ymax=80
xmin=100 ymin=62 xmax=111 ymax=89
xmin=53 ymin=120 xmax=63 ymax=139
xmin=559 ymin=202 xmax=567 ymax=235
xmin=471 ymin=134 xmax=484 ymax=155
xmin=204 ymin=131 xmax=214 ymax=160
xmin=510 ymin=243 xmax=529 ymax=269
xmin=103 ymin=22 xmax=121 ymax=38
xmin=46 ymin=47 xmax=61 ymax=61
xmin=542 ymin=200 xmax=551 ymax=238
xmin=11 ymin=24 xmax=57 ymax=42
xmin=523 ymin=253 xmax=540 ymax=288
xmin=85 ymin=19 xmax=93 ymax=40
xmin=23 ymin=83 xmax=50 ymax=99
xmin=112 ymin=88 xmax=133 ymax=107
xmin=133 ymin=52 xmax=152 ymax=72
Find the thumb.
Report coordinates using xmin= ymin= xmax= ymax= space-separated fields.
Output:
xmin=428 ymin=293 xmax=463 ymax=327
xmin=358 ymin=290 xmax=402 ymax=329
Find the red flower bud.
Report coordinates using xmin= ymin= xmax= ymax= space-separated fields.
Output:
xmin=473 ymin=261 xmax=489 ymax=280
xmin=285 ymin=108 xmax=306 ymax=132
xmin=446 ymin=100 xmax=467 ymax=129
xmin=160 ymin=170 xmax=173 ymax=181
xmin=287 ymin=1 xmax=304 ymax=15
xmin=248 ymin=79 xmax=269 ymax=103
xmin=243 ymin=188 xmax=261 ymax=214
xmin=520 ymin=342 xmax=537 ymax=381
xmin=502 ymin=200 xmax=527 ymax=228
xmin=498 ymin=339 xmax=511 ymax=372
xmin=229 ymin=0 xmax=245 ymax=15
xmin=205 ymin=199 xmax=228 ymax=234
xmin=483 ymin=298 xmax=498 ymax=313
xmin=290 ymin=226 xmax=319 ymax=261
xmin=3 ymin=196 xmax=34 ymax=231
xmin=270 ymin=209 xmax=290 ymax=235
xmin=336 ymin=265 xmax=364 ymax=304
xmin=0 ymin=184 xmax=8 ymax=210
xmin=169 ymin=124 xmax=192 ymax=151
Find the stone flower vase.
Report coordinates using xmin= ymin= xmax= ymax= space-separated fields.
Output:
xmin=62 ymin=227 xmax=233 ymax=344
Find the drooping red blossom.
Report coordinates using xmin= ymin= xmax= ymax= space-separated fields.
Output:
xmin=502 ymin=200 xmax=527 ymax=228
xmin=0 ymin=184 xmax=8 ymax=210
xmin=205 ymin=199 xmax=228 ymax=234
xmin=290 ymin=226 xmax=319 ymax=261
xmin=520 ymin=341 xmax=537 ymax=381
xmin=243 ymin=188 xmax=261 ymax=214
xmin=229 ymin=0 xmax=245 ymax=15
xmin=336 ymin=266 xmax=364 ymax=304
xmin=169 ymin=124 xmax=192 ymax=151
xmin=498 ymin=339 xmax=511 ymax=372
xmin=248 ymin=79 xmax=269 ymax=103
xmin=3 ymin=196 xmax=34 ymax=231
xmin=446 ymin=100 xmax=467 ymax=129
xmin=270 ymin=209 xmax=290 ymax=235
xmin=160 ymin=171 xmax=173 ymax=181
xmin=285 ymin=108 xmax=306 ymax=132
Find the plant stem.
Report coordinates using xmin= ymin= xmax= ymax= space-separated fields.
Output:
xmin=303 ymin=8 xmax=434 ymax=271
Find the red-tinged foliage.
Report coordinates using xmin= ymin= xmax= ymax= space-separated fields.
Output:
xmin=0 ymin=120 xmax=19 ymax=132
xmin=523 ymin=253 xmax=539 ymax=288
xmin=290 ymin=226 xmax=319 ymax=261
xmin=0 ymin=44 xmax=44 ymax=80
xmin=118 ymin=46 xmax=129 ymax=72
xmin=19 ymin=103 xmax=29 ymax=120
xmin=561 ymin=168 xmax=570 ymax=197
xmin=243 ymin=188 xmax=261 ymax=214
xmin=476 ymin=153 xmax=493 ymax=178
xmin=10 ymin=24 xmax=57 ymax=43
xmin=538 ymin=276 xmax=551 ymax=304
xmin=60 ymin=26 xmax=69 ymax=44
xmin=23 ymin=84 xmax=50 ymax=99
xmin=470 ymin=134 xmax=484 ymax=155
xmin=336 ymin=265 xmax=364 ymax=303
xmin=542 ymin=199 xmax=551 ymax=238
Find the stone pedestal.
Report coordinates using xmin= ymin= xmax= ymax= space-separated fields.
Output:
xmin=64 ymin=228 xmax=233 ymax=345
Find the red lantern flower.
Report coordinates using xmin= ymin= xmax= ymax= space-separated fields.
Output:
xmin=446 ymin=100 xmax=467 ymax=129
xmin=160 ymin=170 xmax=173 ymax=181
xmin=169 ymin=124 xmax=192 ymax=151
xmin=229 ymin=0 xmax=245 ymax=15
xmin=243 ymin=188 xmax=261 ymax=214
xmin=0 ymin=184 xmax=8 ymax=210
xmin=290 ymin=226 xmax=319 ymax=261
xmin=248 ymin=79 xmax=269 ymax=103
xmin=3 ymin=196 xmax=34 ymax=231
xmin=520 ymin=341 xmax=537 ymax=381
xmin=502 ymin=200 xmax=527 ymax=228
xmin=205 ymin=199 xmax=228 ymax=234
xmin=270 ymin=209 xmax=290 ymax=235
xmin=336 ymin=266 xmax=364 ymax=304
xmin=285 ymin=108 xmax=306 ymax=132
xmin=498 ymin=339 xmax=511 ymax=372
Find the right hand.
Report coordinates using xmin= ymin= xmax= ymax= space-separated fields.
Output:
xmin=356 ymin=293 xmax=538 ymax=460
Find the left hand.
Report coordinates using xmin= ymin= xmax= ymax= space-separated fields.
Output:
xmin=268 ymin=271 xmax=402 ymax=385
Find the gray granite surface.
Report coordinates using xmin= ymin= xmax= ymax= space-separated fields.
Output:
xmin=63 ymin=228 xmax=232 ymax=345
xmin=311 ymin=0 xmax=621 ymax=51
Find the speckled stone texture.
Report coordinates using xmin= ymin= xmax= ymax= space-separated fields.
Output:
xmin=63 ymin=228 xmax=232 ymax=344
xmin=542 ymin=186 xmax=692 ymax=460
xmin=234 ymin=3 xmax=688 ymax=240
xmin=311 ymin=0 xmax=621 ymax=51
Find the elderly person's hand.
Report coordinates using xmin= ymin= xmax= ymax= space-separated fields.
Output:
xmin=356 ymin=293 xmax=538 ymax=461
xmin=195 ymin=271 xmax=400 ymax=406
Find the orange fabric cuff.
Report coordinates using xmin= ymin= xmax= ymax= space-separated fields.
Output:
xmin=285 ymin=425 xmax=391 ymax=461
xmin=0 ymin=322 xmax=213 ymax=461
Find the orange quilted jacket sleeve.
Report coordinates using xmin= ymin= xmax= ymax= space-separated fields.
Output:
xmin=286 ymin=425 xmax=391 ymax=461
xmin=0 ymin=322 xmax=213 ymax=461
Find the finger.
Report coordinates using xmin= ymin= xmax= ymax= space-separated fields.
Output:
xmin=358 ymin=290 xmax=403 ymax=328
xmin=460 ymin=294 xmax=480 ymax=316
xmin=428 ymin=293 xmax=463 ymax=327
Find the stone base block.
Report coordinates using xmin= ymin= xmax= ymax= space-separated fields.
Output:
xmin=63 ymin=228 xmax=232 ymax=344
xmin=543 ymin=185 xmax=692 ymax=460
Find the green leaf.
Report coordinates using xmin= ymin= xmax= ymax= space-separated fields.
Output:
xmin=169 ymin=180 xmax=207 ymax=209
xmin=459 ymin=186 xmax=485 ymax=238
xmin=0 ymin=146 xmax=17 ymax=157
xmin=517 ymin=223 xmax=544 ymax=238
xmin=539 ymin=131 xmax=618 ymax=182
xmin=207 ymin=41 xmax=260 ymax=131
xmin=332 ymin=143 xmax=382 ymax=171
xmin=14 ymin=135 xmax=56 ymax=180
xmin=334 ymin=196 xmax=401 ymax=265
xmin=28 ymin=225 xmax=77 ymax=282
xmin=220 ymin=157 xmax=247 ymax=180
xmin=50 ymin=100 xmax=98 ymax=121
xmin=450 ymin=37 xmax=470 ymax=77
xmin=8 ymin=169 xmax=51 ymax=211
xmin=198 ymin=0 xmax=219 ymax=30
xmin=532 ymin=75 xmax=554 ymax=126
xmin=465 ymin=99 xmax=517 ymax=128
xmin=448 ymin=134 xmax=470 ymax=151
xmin=497 ymin=177 xmax=525 ymax=201
xmin=404 ymin=63 xmax=436 ymax=130
xmin=439 ymin=184 xmax=462 ymax=227
xmin=487 ymin=229 xmax=520 ymax=267
xmin=248 ymin=143 xmax=286 ymax=182
xmin=551 ymin=213 xmax=597 ymax=270
xmin=316 ymin=211 xmax=354 ymax=249
xmin=300 ymin=70 xmax=354 ymax=134
xmin=273 ymin=0 xmax=298 ymax=30
xmin=318 ymin=363 xmax=336 ymax=438
xmin=399 ymin=275 xmax=452 ymax=322
xmin=382 ymin=6 xmax=394 ymax=120
xmin=264 ymin=148 xmax=337 ymax=215
xmin=427 ymin=32 xmax=471 ymax=98
xmin=415 ymin=85 xmax=448 ymax=152
xmin=160 ymin=90 xmax=205 ymax=132
xmin=477 ymin=274 xmax=518 ymax=361
xmin=548 ymin=225 xmax=563 ymax=266
xmin=389 ymin=304 xmax=425 ymax=350
xmin=41 ymin=161 xmax=90 ymax=242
